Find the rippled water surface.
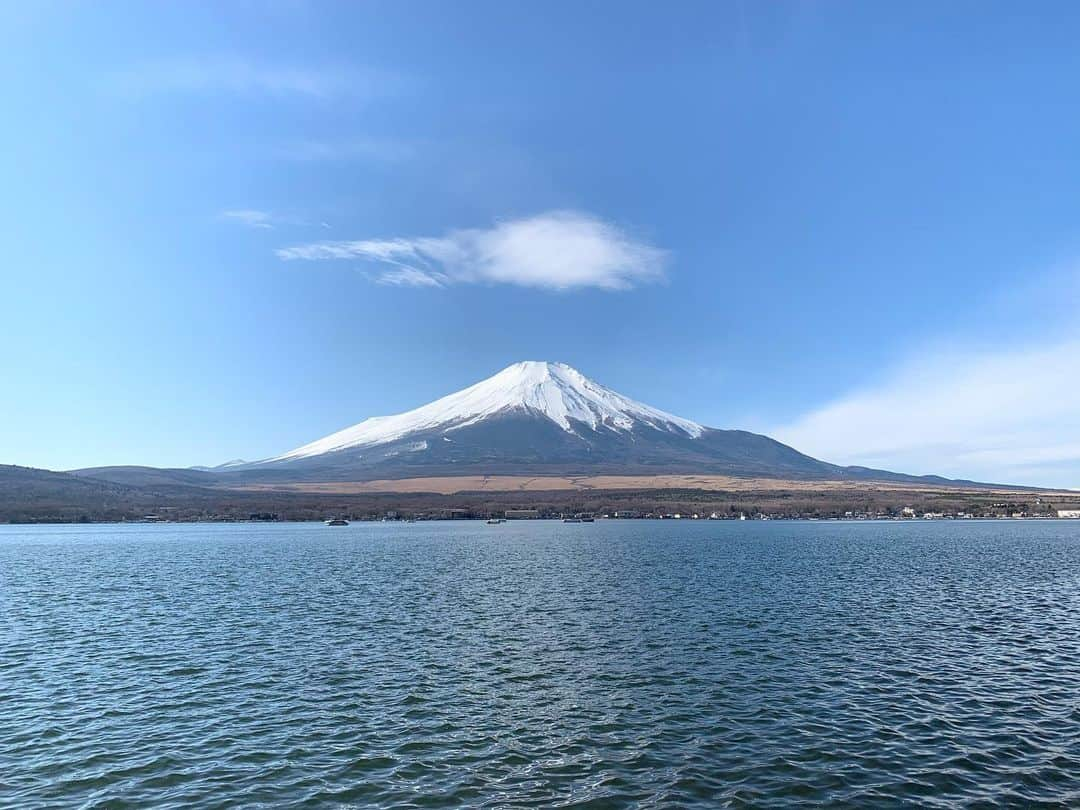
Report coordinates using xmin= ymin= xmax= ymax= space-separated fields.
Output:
xmin=3 ymin=520 xmax=1080 ymax=807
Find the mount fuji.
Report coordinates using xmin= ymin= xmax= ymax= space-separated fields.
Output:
xmin=224 ymin=361 xmax=924 ymax=484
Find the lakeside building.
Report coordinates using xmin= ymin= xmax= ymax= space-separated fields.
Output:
xmin=432 ymin=508 xmax=469 ymax=520
xmin=505 ymin=509 xmax=540 ymax=519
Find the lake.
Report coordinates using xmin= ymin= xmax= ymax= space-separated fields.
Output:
xmin=3 ymin=520 xmax=1080 ymax=807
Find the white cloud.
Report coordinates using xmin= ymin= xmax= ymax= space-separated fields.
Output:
xmin=220 ymin=209 xmax=275 ymax=229
xmin=276 ymin=211 xmax=668 ymax=291
xmin=104 ymin=59 xmax=399 ymax=100
xmin=772 ymin=336 xmax=1080 ymax=488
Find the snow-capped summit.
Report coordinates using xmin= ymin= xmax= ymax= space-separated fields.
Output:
xmin=273 ymin=361 xmax=704 ymax=462
xmin=237 ymin=360 xmax=844 ymax=482
xmin=63 ymin=363 xmax=961 ymax=489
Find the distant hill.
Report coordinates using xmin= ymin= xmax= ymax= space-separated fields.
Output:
xmin=0 ymin=465 xmax=145 ymax=522
xmin=69 ymin=466 xmax=218 ymax=489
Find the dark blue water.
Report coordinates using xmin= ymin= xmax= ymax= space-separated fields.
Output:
xmin=3 ymin=520 xmax=1080 ymax=807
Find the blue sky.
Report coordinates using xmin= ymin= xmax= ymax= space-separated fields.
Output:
xmin=3 ymin=2 xmax=1080 ymax=486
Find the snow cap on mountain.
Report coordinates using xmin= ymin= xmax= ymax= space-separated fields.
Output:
xmin=273 ymin=361 xmax=704 ymax=461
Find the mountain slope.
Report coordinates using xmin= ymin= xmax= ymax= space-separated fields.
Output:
xmin=229 ymin=361 xmax=920 ymax=483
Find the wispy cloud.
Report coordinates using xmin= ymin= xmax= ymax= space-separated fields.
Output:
xmin=376 ymin=266 xmax=445 ymax=287
xmin=104 ymin=58 xmax=401 ymax=100
xmin=276 ymin=211 xmax=668 ymax=291
xmin=220 ymin=209 xmax=326 ymax=230
xmin=220 ymin=209 xmax=276 ymax=229
xmin=772 ymin=335 xmax=1080 ymax=488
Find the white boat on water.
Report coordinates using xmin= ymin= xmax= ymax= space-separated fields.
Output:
xmin=325 ymin=518 xmax=349 ymax=526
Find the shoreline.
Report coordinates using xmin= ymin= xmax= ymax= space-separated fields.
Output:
xmin=6 ymin=515 xmax=1080 ymax=527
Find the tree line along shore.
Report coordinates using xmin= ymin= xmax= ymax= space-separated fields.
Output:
xmin=3 ymin=479 xmax=1078 ymax=525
